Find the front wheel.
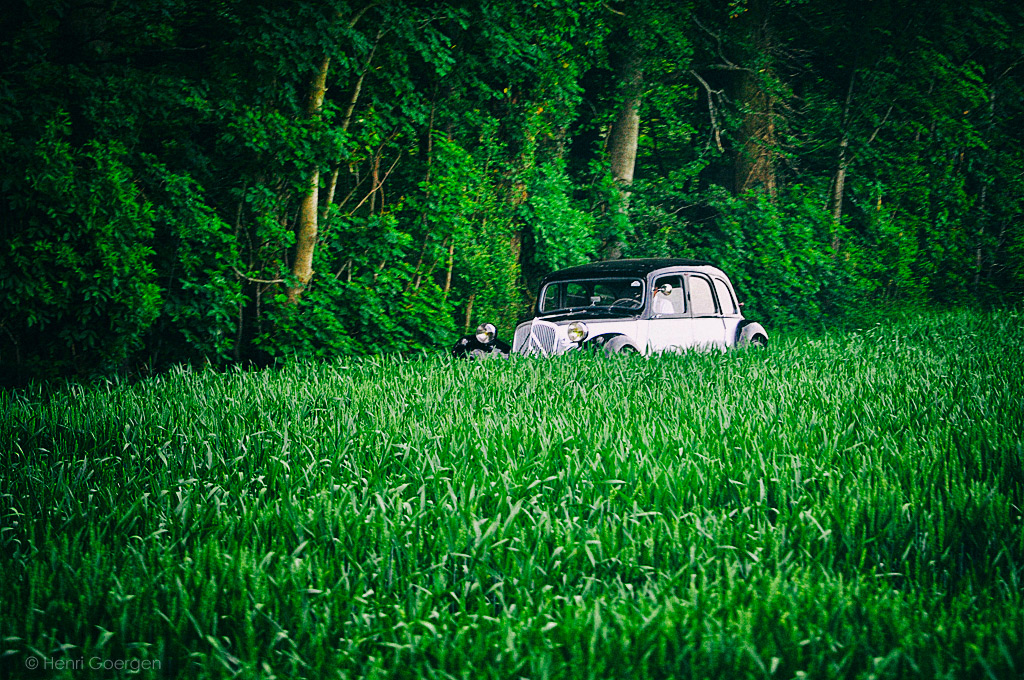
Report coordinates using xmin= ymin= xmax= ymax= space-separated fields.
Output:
xmin=747 ymin=335 xmax=768 ymax=349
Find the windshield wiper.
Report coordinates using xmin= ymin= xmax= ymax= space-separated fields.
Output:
xmin=598 ymin=306 xmax=641 ymax=316
xmin=540 ymin=306 xmax=639 ymax=318
xmin=539 ymin=306 xmax=590 ymax=316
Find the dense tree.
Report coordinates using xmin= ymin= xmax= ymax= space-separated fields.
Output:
xmin=1 ymin=0 xmax=1021 ymax=381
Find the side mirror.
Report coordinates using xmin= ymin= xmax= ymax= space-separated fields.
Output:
xmin=656 ymin=283 xmax=673 ymax=296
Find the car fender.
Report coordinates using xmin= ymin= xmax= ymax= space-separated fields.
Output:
xmin=584 ymin=333 xmax=640 ymax=355
xmin=735 ymin=320 xmax=769 ymax=347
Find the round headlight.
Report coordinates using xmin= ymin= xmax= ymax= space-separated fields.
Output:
xmin=475 ymin=323 xmax=497 ymax=344
xmin=567 ymin=321 xmax=589 ymax=343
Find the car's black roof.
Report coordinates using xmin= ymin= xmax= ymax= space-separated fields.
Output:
xmin=541 ymin=258 xmax=720 ymax=282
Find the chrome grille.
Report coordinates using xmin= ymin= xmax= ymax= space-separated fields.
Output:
xmin=514 ymin=320 xmax=558 ymax=355
xmin=513 ymin=323 xmax=532 ymax=353
xmin=531 ymin=323 xmax=557 ymax=355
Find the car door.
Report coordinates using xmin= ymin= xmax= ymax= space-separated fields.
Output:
xmin=713 ymin=276 xmax=743 ymax=346
xmin=645 ymin=274 xmax=693 ymax=353
xmin=686 ymin=273 xmax=726 ymax=348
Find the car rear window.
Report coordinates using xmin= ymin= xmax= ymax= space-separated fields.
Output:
xmin=714 ymin=278 xmax=737 ymax=314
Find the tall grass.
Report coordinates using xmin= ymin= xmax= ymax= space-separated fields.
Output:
xmin=2 ymin=310 xmax=1022 ymax=678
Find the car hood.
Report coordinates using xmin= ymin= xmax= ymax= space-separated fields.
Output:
xmin=533 ymin=308 xmax=640 ymax=324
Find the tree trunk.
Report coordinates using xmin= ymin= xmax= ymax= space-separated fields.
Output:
xmin=608 ymin=55 xmax=642 ymax=190
xmin=830 ymin=134 xmax=849 ymax=251
xmin=603 ymin=46 xmax=643 ymax=259
xmin=287 ymin=6 xmax=378 ymax=303
xmin=286 ymin=55 xmax=330 ymax=303
xmin=443 ymin=239 xmax=454 ymax=301
xmin=830 ymin=71 xmax=855 ymax=253
xmin=734 ymin=72 xmax=777 ymax=198
xmin=974 ymin=88 xmax=998 ymax=290
xmin=463 ymin=294 xmax=475 ymax=333
xmin=732 ymin=0 xmax=777 ymax=199
xmin=974 ymin=183 xmax=987 ymax=289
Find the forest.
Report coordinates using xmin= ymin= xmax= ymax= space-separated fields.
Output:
xmin=2 ymin=0 xmax=1022 ymax=380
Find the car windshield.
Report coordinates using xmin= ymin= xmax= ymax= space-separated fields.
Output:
xmin=539 ymin=278 xmax=645 ymax=314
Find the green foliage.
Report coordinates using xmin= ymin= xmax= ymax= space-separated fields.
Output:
xmin=141 ymin=158 xmax=244 ymax=368
xmin=1 ymin=0 xmax=1022 ymax=379
xmin=521 ymin=159 xmax=598 ymax=273
xmin=0 ymin=115 xmax=161 ymax=378
xmin=2 ymin=311 xmax=1022 ymax=677
xmin=621 ymin=180 xmax=857 ymax=330
xmin=704 ymin=189 xmax=850 ymax=327
xmin=257 ymin=270 xmax=457 ymax=361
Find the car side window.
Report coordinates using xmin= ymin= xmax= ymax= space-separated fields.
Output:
xmin=714 ymin=278 xmax=737 ymax=315
xmin=651 ymin=275 xmax=685 ymax=315
xmin=688 ymin=275 xmax=718 ymax=316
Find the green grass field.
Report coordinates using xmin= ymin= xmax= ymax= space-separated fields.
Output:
xmin=2 ymin=310 xmax=1023 ymax=679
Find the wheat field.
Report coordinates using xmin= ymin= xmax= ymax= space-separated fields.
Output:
xmin=2 ymin=310 xmax=1022 ymax=678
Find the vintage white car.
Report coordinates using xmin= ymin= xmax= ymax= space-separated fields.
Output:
xmin=452 ymin=258 xmax=768 ymax=357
